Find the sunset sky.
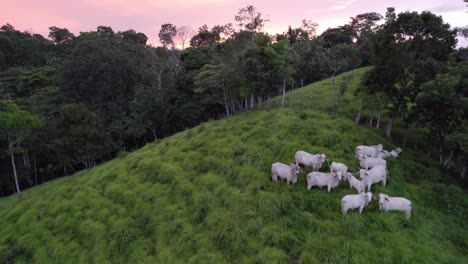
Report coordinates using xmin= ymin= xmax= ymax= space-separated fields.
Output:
xmin=1 ymin=0 xmax=467 ymax=46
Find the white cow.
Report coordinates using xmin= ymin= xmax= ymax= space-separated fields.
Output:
xmin=389 ymin=147 xmax=403 ymax=158
xmin=330 ymin=161 xmax=348 ymax=180
xmin=359 ymin=165 xmax=388 ymax=191
xmin=355 ymin=144 xmax=383 ymax=158
xmin=341 ymin=192 xmax=373 ymax=215
xmin=295 ymin=151 xmax=327 ymax=171
xmin=378 ymin=193 xmax=412 ymax=219
xmin=376 ymin=150 xmax=390 ymax=159
xmin=306 ymin=172 xmax=340 ymax=192
xmin=358 ymin=155 xmax=387 ymax=170
xmin=271 ymin=162 xmax=301 ymax=184
xmin=344 ymin=172 xmax=365 ymax=193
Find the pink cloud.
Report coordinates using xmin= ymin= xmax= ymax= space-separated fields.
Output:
xmin=1 ymin=0 xmax=466 ymax=46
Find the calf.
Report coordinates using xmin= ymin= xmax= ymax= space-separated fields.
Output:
xmin=344 ymin=172 xmax=365 ymax=193
xmin=389 ymin=147 xmax=403 ymax=158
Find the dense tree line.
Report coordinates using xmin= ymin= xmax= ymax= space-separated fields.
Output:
xmin=0 ymin=5 xmax=466 ymax=196
xmin=358 ymin=8 xmax=467 ymax=183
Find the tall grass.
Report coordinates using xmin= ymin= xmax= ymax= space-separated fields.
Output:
xmin=0 ymin=68 xmax=466 ymax=263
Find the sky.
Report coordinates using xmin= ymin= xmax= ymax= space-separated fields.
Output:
xmin=1 ymin=0 xmax=467 ymax=46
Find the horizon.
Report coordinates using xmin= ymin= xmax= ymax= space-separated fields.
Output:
xmin=1 ymin=0 xmax=467 ymax=46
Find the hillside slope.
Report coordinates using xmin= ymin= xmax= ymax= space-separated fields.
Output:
xmin=0 ymin=68 xmax=467 ymax=263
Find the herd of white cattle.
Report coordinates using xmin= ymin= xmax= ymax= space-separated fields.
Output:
xmin=271 ymin=144 xmax=412 ymax=219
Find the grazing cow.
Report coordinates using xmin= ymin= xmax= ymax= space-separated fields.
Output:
xmin=295 ymin=151 xmax=327 ymax=171
xmin=344 ymin=172 xmax=365 ymax=193
xmin=271 ymin=162 xmax=301 ymax=184
xmin=341 ymin=192 xmax=373 ymax=215
xmin=376 ymin=150 xmax=390 ymax=159
xmin=358 ymin=155 xmax=387 ymax=170
xmin=306 ymin=172 xmax=340 ymax=192
xmin=355 ymin=144 xmax=383 ymax=158
xmin=330 ymin=161 xmax=348 ymax=180
xmin=359 ymin=165 xmax=388 ymax=191
xmin=389 ymin=147 xmax=403 ymax=158
xmin=378 ymin=193 xmax=412 ymax=219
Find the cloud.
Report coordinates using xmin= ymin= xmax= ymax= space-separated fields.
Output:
xmin=330 ymin=0 xmax=357 ymax=10
xmin=430 ymin=2 xmax=465 ymax=13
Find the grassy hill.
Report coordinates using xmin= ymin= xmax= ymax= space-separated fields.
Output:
xmin=0 ymin=68 xmax=466 ymax=263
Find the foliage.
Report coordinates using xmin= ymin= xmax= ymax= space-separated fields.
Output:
xmin=364 ymin=8 xmax=457 ymax=136
xmin=234 ymin=5 xmax=269 ymax=32
xmin=48 ymin=26 xmax=75 ymax=45
xmin=159 ymin=23 xmax=177 ymax=48
xmin=0 ymin=100 xmax=42 ymax=154
xmin=412 ymin=63 xmax=468 ymax=154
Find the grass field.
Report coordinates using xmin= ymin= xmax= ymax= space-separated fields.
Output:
xmin=0 ymin=68 xmax=466 ymax=263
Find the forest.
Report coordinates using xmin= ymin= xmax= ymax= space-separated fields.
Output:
xmin=1 ymin=5 xmax=467 ymax=197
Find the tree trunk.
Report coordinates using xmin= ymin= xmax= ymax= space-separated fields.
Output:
xmin=281 ymin=80 xmax=286 ymax=107
xmin=258 ymin=96 xmax=262 ymax=109
xmin=267 ymin=94 xmax=271 ymax=110
xmin=11 ymin=153 xmax=21 ymax=198
xmin=376 ymin=111 xmax=382 ymax=128
xmin=222 ymin=82 xmax=229 ymax=116
xmin=151 ymin=127 xmax=157 ymax=141
xmin=386 ymin=116 xmax=394 ymax=138
xmin=439 ymin=144 xmax=444 ymax=165
xmin=403 ymin=134 xmax=408 ymax=147
xmin=300 ymin=78 xmax=304 ymax=87
xmin=250 ymin=94 xmax=254 ymax=110
xmin=355 ymin=102 xmax=362 ymax=124
xmin=367 ymin=112 xmax=374 ymax=127
xmin=443 ymin=151 xmax=453 ymax=168
xmin=34 ymin=159 xmax=37 ymax=186
xmin=461 ymin=165 xmax=466 ymax=180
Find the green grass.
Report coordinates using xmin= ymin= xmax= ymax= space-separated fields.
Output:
xmin=0 ymin=68 xmax=467 ymax=263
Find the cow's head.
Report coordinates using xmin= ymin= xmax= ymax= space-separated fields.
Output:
xmin=378 ymin=193 xmax=389 ymax=209
xmin=290 ymin=164 xmax=301 ymax=184
xmin=331 ymin=172 xmax=339 ymax=181
xmin=321 ymin=154 xmax=327 ymax=161
xmin=358 ymin=169 xmax=366 ymax=179
xmin=357 ymin=154 xmax=366 ymax=161
xmin=366 ymin=192 xmax=373 ymax=204
xmin=377 ymin=144 xmax=383 ymax=151
xmin=337 ymin=171 xmax=343 ymax=181
xmin=343 ymin=172 xmax=353 ymax=181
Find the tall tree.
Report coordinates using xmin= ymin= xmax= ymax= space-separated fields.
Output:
xmin=54 ymin=104 xmax=114 ymax=171
xmin=412 ymin=63 xmax=468 ymax=167
xmin=159 ymin=23 xmax=177 ymax=48
xmin=119 ymin=29 xmax=148 ymax=45
xmin=234 ymin=5 xmax=269 ymax=32
xmin=48 ymin=26 xmax=75 ymax=45
xmin=323 ymin=44 xmax=360 ymax=113
xmin=0 ymin=100 xmax=42 ymax=197
xmin=365 ymin=8 xmax=456 ymax=137
xmin=175 ymin=26 xmax=195 ymax=50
